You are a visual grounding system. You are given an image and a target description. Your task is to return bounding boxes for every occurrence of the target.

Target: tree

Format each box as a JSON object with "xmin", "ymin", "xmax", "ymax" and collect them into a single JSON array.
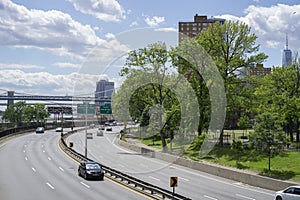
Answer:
[
  {"xmin": 194, "ymin": 20, "xmax": 268, "ymax": 145},
  {"xmin": 2, "ymin": 101, "xmax": 26, "ymax": 125},
  {"xmin": 237, "ymin": 115, "xmax": 250, "ymax": 139},
  {"xmin": 23, "ymin": 103, "xmax": 49, "ymax": 125},
  {"xmin": 254, "ymin": 66, "xmax": 300, "ymax": 143},
  {"xmin": 2, "ymin": 102, "xmax": 49, "ymax": 126},
  {"xmin": 117, "ymin": 42, "xmax": 181, "ymax": 152}
]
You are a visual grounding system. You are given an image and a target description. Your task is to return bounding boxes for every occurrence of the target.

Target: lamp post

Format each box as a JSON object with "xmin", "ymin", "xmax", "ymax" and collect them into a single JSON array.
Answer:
[{"xmin": 84, "ymin": 101, "xmax": 88, "ymax": 157}]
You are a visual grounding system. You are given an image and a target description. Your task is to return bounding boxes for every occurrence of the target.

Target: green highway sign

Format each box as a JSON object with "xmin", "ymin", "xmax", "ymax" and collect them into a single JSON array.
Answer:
[
  {"xmin": 100, "ymin": 104, "xmax": 112, "ymax": 114},
  {"xmin": 77, "ymin": 104, "xmax": 95, "ymax": 114}
]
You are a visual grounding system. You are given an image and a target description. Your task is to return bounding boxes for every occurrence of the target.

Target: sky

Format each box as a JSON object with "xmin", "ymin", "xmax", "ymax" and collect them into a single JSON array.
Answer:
[{"xmin": 0, "ymin": 0, "xmax": 300, "ymax": 102}]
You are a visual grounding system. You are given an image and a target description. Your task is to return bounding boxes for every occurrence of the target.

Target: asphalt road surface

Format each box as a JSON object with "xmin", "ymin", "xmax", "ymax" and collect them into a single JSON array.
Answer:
[
  {"xmin": 0, "ymin": 129, "xmax": 149, "ymax": 200},
  {"xmin": 68, "ymin": 126, "xmax": 277, "ymax": 200}
]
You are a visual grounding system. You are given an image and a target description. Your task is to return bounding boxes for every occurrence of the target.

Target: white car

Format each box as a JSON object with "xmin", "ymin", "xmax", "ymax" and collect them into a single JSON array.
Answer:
[
  {"xmin": 274, "ymin": 186, "xmax": 300, "ymax": 200},
  {"xmin": 55, "ymin": 127, "xmax": 63, "ymax": 132}
]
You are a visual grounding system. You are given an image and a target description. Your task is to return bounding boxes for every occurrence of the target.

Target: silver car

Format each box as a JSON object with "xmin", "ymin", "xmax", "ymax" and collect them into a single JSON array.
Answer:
[{"xmin": 274, "ymin": 186, "xmax": 300, "ymax": 200}]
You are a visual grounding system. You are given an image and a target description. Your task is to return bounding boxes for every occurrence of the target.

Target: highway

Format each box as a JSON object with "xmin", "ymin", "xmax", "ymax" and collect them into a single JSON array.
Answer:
[
  {"xmin": 68, "ymin": 126, "xmax": 276, "ymax": 200},
  {"xmin": 0, "ymin": 130, "xmax": 149, "ymax": 200}
]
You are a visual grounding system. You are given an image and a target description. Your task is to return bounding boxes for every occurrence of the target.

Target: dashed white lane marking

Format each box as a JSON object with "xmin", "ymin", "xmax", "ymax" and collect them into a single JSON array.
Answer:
[
  {"xmin": 80, "ymin": 182, "xmax": 90, "ymax": 188},
  {"xmin": 236, "ymin": 194, "xmax": 256, "ymax": 200},
  {"xmin": 48, "ymin": 157, "xmax": 52, "ymax": 161},
  {"xmin": 46, "ymin": 182, "xmax": 55, "ymax": 190},
  {"xmin": 204, "ymin": 195, "xmax": 218, "ymax": 200},
  {"xmin": 179, "ymin": 177, "xmax": 189, "ymax": 182},
  {"xmin": 25, "ymin": 157, "xmax": 28, "ymax": 161},
  {"xmin": 42, "ymin": 150, "xmax": 45, "ymax": 153},
  {"xmin": 59, "ymin": 167, "xmax": 64, "ymax": 172},
  {"xmin": 32, "ymin": 167, "xmax": 36, "ymax": 172},
  {"xmin": 149, "ymin": 176, "xmax": 160, "ymax": 181},
  {"xmin": 23, "ymin": 150, "xmax": 26, "ymax": 153}
]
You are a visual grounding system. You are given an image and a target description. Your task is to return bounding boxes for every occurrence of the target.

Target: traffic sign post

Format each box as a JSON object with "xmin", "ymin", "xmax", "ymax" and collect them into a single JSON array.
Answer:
[
  {"xmin": 100, "ymin": 104, "xmax": 112, "ymax": 114},
  {"xmin": 77, "ymin": 104, "xmax": 95, "ymax": 114},
  {"xmin": 170, "ymin": 176, "xmax": 178, "ymax": 197}
]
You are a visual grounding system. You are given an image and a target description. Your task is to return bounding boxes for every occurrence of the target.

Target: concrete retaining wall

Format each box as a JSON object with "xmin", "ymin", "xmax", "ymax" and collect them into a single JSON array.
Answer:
[{"xmin": 117, "ymin": 139, "xmax": 298, "ymax": 191}]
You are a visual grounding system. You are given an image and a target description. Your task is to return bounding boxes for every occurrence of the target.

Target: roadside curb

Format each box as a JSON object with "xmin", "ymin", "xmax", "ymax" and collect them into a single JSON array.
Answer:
[{"xmin": 116, "ymin": 136, "xmax": 299, "ymax": 191}]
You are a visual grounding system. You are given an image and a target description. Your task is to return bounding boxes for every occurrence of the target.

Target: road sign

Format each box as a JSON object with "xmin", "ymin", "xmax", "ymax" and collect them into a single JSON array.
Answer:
[
  {"xmin": 170, "ymin": 176, "xmax": 178, "ymax": 187},
  {"xmin": 77, "ymin": 104, "xmax": 95, "ymax": 114},
  {"xmin": 100, "ymin": 104, "xmax": 112, "ymax": 114}
]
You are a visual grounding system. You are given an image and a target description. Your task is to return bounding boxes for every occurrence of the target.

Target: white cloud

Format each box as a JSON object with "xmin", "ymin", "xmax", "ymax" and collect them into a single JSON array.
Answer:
[
  {"xmin": 53, "ymin": 62, "xmax": 81, "ymax": 69},
  {"xmin": 0, "ymin": 0, "xmax": 104, "ymax": 60},
  {"xmin": 0, "ymin": 63, "xmax": 45, "ymax": 70},
  {"xmin": 0, "ymin": 69, "xmax": 114, "ymax": 96},
  {"xmin": 130, "ymin": 21, "xmax": 139, "ymax": 27},
  {"xmin": 66, "ymin": 0, "xmax": 126, "ymax": 22},
  {"xmin": 155, "ymin": 27, "xmax": 177, "ymax": 32},
  {"xmin": 144, "ymin": 16, "xmax": 165, "ymax": 27},
  {"xmin": 217, "ymin": 4, "xmax": 300, "ymax": 50}
]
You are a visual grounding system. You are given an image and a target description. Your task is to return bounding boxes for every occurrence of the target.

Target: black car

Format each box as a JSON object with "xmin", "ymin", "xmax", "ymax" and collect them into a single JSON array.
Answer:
[{"xmin": 78, "ymin": 161, "xmax": 104, "ymax": 180}]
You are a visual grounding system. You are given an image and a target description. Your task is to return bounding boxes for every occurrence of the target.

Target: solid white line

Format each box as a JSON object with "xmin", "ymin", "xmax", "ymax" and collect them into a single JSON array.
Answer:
[
  {"xmin": 48, "ymin": 157, "xmax": 52, "ymax": 161},
  {"xmin": 204, "ymin": 195, "xmax": 218, "ymax": 200},
  {"xmin": 236, "ymin": 194, "xmax": 256, "ymax": 200},
  {"xmin": 25, "ymin": 157, "xmax": 28, "ymax": 161},
  {"xmin": 59, "ymin": 167, "xmax": 64, "ymax": 172},
  {"xmin": 32, "ymin": 167, "xmax": 36, "ymax": 172},
  {"xmin": 46, "ymin": 182, "xmax": 55, "ymax": 190},
  {"xmin": 149, "ymin": 176, "xmax": 160, "ymax": 181},
  {"xmin": 80, "ymin": 182, "xmax": 90, "ymax": 188}
]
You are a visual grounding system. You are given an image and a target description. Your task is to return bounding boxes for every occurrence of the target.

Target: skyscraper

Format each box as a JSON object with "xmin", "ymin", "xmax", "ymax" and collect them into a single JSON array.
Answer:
[
  {"xmin": 95, "ymin": 79, "xmax": 114, "ymax": 106},
  {"xmin": 282, "ymin": 33, "xmax": 292, "ymax": 67}
]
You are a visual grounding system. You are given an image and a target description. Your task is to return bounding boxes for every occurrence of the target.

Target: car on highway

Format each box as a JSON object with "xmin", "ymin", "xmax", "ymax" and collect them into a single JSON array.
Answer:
[
  {"xmin": 274, "ymin": 185, "xmax": 300, "ymax": 200},
  {"xmin": 106, "ymin": 127, "xmax": 112, "ymax": 131},
  {"xmin": 97, "ymin": 130, "xmax": 103, "ymax": 136},
  {"xmin": 86, "ymin": 132, "xmax": 93, "ymax": 139},
  {"xmin": 55, "ymin": 127, "xmax": 63, "ymax": 132},
  {"xmin": 98, "ymin": 126, "xmax": 105, "ymax": 130},
  {"xmin": 78, "ymin": 161, "xmax": 104, "ymax": 180},
  {"xmin": 35, "ymin": 127, "xmax": 45, "ymax": 133}
]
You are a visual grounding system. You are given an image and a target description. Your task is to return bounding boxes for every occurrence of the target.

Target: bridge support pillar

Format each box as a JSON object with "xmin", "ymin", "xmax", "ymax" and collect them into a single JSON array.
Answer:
[{"xmin": 7, "ymin": 91, "xmax": 14, "ymax": 108}]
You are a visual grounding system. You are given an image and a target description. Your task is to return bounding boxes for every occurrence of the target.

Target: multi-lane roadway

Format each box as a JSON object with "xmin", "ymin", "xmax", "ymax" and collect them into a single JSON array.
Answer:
[
  {"xmin": 68, "ymin": 126, "xmax": 276, "ymax": 200},
  {"xmin": 0, "ymin": 129, "xmax": 149, "ymax": 200}
]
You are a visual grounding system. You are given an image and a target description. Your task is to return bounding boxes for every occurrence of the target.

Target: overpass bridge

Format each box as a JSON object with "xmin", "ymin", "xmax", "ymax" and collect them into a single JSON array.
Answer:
[{"xmin": 0, "ymin": 91, "xmax": 111, "ymax": 107}]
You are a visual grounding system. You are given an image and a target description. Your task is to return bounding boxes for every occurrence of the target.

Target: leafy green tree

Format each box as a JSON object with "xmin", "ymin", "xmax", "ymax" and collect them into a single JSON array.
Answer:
[
  {"xmin": 2, "ymin": 101, "xmax": 26, "ymax": 125},
  {"xmin": 3, "ymin": 102, "xmax": 49, "ymax": 126},
  {"xmin": 117, "ymin": 42, "xmax": 182, "ymax": 152},
  {"xmin": 249, "ymin": 112, "xmax": 287, "ymax": 153},
  {"xmin": 24, "ymin": 103, "xmax": 49, "ymax": 124},
  {"xmin": 188, "ymin": 20, "xmax": 268, "ymax": 144},
  {"xmin": 237, "ymin": 115, "xmax": 250, "ymax": 139},
  {"xmin": 255, "ymin": 66, "xmax": 300, "ymax": 142}
]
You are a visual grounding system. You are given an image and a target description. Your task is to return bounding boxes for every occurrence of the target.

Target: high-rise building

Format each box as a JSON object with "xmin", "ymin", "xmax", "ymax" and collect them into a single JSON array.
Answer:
[
  {"xmin": 95, "ymin": 79, "xmax": 114, "ymax": 106},
  {"xmin": 282, "ymin": 34, "xmax": 292, "ymax": 67},
  {"xmin": 178, "ymin": 14, "xmax": 225, "ymax": 43},
  {"xmin": 248, "ymin": 63, "xmax": 271, "ymax": 77}
]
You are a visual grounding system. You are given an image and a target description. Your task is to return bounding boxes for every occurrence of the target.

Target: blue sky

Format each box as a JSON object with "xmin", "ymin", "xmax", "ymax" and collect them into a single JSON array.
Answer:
[{"xmin": 0, "ymin": 0, "xmax": 300, "ymax": 99}]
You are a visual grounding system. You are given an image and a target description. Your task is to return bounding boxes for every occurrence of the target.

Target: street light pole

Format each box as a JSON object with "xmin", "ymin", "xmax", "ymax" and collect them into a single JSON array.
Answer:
[{"xmin": 85, "ymin": 102, "xmax": 88, "ymax": 157}]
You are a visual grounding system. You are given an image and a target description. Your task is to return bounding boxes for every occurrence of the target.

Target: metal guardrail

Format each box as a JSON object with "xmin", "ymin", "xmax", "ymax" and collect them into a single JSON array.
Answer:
[{"xmin": 59, "ymin": 131, "xmax": 192, "ymax": 200}]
